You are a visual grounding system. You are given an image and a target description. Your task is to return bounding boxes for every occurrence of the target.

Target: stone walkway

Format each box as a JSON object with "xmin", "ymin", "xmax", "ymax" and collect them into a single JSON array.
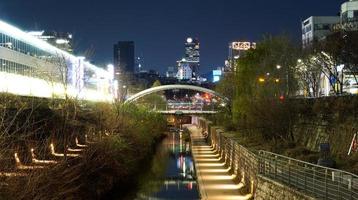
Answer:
[{"xmin": 187, "ymin": 125, "xmax": 253, "ymax": 200}]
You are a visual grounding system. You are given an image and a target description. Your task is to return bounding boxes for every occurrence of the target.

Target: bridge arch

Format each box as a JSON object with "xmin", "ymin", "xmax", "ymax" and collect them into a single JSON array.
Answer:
[{"xmin": 124, "ymin": 84, "xmax": 228, "ymax": 103}]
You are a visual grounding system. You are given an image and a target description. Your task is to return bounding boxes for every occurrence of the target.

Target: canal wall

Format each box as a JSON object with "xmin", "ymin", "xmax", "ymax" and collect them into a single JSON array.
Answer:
[
  {"xmin": 194, "ymin": 117, "xmax": 316, "ymax": 200},
  {"xmin": 290, "ymin": 96, "xmax": 358, "ymax": 155},
  {"xmin": 255, "ymin": 175, "xmax": 314, "ymax": 200}
]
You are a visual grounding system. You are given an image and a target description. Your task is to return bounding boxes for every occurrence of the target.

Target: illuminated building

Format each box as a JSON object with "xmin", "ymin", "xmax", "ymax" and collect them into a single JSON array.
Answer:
[
  {"xmin": 300, "ymin": 0, "xmax": 358, "ymax": 96},
  {"xmin": 177, "ymin": 58, "xmax": 193, "ymax": 80},
  {"xmin": 203, "ymin": 68, "xmax": 223, "ymax": 83},
  {"xmin": 176, "ymin": 37, "xmax": 200, "ymax": 80},
  {"xmin": 341, "ymin": 0, "xmax": 358, "ymax": 31},
  {"xmin": 184, "ymin": 37, "xmax": 200, "ymax": 78},
  {"xmin": 302, "ymin": 1, "xmax": 358, "ymax": 48},
  {"xmin": 226, "ymin": 41, "xmax": 256, "ymax": 72},
  {"xmin": 28, "ymin": 31, "xmax": 74, "ymax": 53},
  {"xmin": 301, "ymin": 16, "xmax": 340, "ymax": 48},
  {"xmin": 0, "ymin": 19, "xmax": 115, "ymax": 102}
]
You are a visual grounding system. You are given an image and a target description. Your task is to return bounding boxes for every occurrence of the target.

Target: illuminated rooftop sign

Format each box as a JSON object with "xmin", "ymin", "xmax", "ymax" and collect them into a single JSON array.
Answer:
[{"xmin": 231, "ymin": 42, "xmax": 256, "ymax": 50}]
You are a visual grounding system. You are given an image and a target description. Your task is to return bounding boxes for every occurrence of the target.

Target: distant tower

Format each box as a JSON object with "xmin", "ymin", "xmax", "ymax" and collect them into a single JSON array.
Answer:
[
  {"xmin": 184, "ymin": 37, "xmax": 200, "ymax": 79},
  {"xmin": 176, "ymin": 37, "xmax": 200, "ymax": 80},
  {"xmin": 113, "ymin": 41, "xmax": 135, "ymax": 74}
]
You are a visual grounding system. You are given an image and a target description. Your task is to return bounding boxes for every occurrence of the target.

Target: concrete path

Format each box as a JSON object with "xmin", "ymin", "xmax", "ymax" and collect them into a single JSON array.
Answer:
[{"xmin": 187, "ymin": 125, "xmax": 252, "ymax": 200}]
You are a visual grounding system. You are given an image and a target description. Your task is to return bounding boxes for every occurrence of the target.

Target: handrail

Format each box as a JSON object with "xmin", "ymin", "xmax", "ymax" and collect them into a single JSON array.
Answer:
[{"xmin": 259, "ymin": 150, "xmax": 358, "ymax": 178}]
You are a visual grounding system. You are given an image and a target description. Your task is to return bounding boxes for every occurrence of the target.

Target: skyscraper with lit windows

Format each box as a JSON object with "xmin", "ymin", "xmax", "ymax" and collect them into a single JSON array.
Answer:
[{"xmin": 177, "ymin": 37, "xmax": 200, "ymax": 80}]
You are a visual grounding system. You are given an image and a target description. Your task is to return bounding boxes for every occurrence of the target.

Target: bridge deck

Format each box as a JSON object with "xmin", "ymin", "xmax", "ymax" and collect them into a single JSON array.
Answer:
[
  {"xmin": 187, "ymin": 125, "xmax": 252, "ymax": 200},
  {"xmin": 157, "ymin": 110, "xmax": 217, "ymax": 114}
]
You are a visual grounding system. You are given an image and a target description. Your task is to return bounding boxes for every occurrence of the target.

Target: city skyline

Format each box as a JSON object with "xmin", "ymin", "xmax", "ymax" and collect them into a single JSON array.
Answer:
[{"xmin": 0, "ymin": 0, "xmax": 345, "ymax": 74}]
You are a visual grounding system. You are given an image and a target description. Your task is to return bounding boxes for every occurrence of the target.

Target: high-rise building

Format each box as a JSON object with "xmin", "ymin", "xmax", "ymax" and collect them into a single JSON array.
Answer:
[
  {"xmin": 28, "ymin": 30, "xmax": 74, "ymax": 53},
  {"xmin": 226, "ymin": 41, "xmax": 256, "ymax": 72},
  {"xmin": 177, "ymin": 58, "xmax": 193, "ymax": 80},
  {"xmin": 113, "ymin": 41, "xmax": 135, "ymax": 74},
  {"xmin": 301, "ymin": 16, "xmax": 340, "ymax": 48},
  {"xmin": 176, "ymin": 37, "xmax": 200, "ymax": 80},
  {"xmin": 184, "ymin": 37, "xmax": 200, "ymax": 78}
]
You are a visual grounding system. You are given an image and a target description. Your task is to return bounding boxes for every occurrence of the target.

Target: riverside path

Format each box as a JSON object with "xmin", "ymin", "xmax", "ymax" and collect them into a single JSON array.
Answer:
[{"xmin": 186, "ymin": 125, "xmax": 252, "ymax": 200}]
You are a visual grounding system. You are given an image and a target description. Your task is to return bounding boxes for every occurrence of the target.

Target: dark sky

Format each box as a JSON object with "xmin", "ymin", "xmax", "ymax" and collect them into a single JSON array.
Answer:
[{"xmin": 0, "ymin": 0, "xmax": 345, "ymax": 74}]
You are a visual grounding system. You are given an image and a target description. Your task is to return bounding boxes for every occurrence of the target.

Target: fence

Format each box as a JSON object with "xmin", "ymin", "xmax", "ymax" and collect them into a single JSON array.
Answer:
[
  {"xmin": 195, "ymin": 117, "xmax": 358, "ymax": 200},
  {"xmin": 259, "ymin": 151, "xmax": 358, "ymax": 200},
  {"xmin": 207, "ymin": 126, "xmax": 258, "ymax": 194}
]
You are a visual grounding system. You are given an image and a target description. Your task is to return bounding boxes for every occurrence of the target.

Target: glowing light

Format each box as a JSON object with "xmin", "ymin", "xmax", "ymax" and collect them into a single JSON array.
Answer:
[
  {"xmin": 0, "ymin": 72, "xmax": 113, "ymax": 102},
  {"xmin": 208, "ymin": 194, "xmax": 252, "ymax": 200},
  {"xmin": 0, "ymin": 172, "xmax": 27, "ymax": 177},
  {"xmin": 187, "ymin": 37, "xmax": 193, "ymax": 43},
  {"xmin": 0, "ymin": 20, "xmax": 114, "ymax": 101},
  {"xmin": 67, "ymin": 148, "xmax": 83, "ymax": 152},
  {"xmin": 55, "ymin": 39, "xmax": 69, "ymax": 44},
  {"xmin": 205, "ymin": 183, "xmax": 244, "ymax": 190},
  {"xmin": 14, "ymin": 152, "xmax": 44, "ymax": 169},
  {"xmin": 276, "ymin": 65, "xmax": 282, "ymax": 69},
  {"xmin": 75, "ymin": 137, "xmax": 87, "ymax": 148},
  {"xmin": 195, "ymin": 158, "xmax": 221, "ymax": 162},
  {"xmin": 196, "ymin": 162, "xmax": 226, "ymax": 167},
  {"xmin": 202, "ymin": 174, "xmax": 237, "ymax": 180},
  {"xmin": 275, "ymin": 79, "xmax": 280, "ymax": 83},
  {"xmin": 258, "ymin": 77, "xmax": 265, "ymax": 83},
  {"xmin": 50, "ymin": 143, "xmax": 80, "ymax": 157},
  {"xmin": 31, "ymin": 148, "xmax": 57, "ymax": 164},
  {"xmin": 198, "ymin": 168, "xmax": 231, "ymax": 173},
  {"xmin": 85, "ymin": 134, "xmax": 95, "ymax": 144}
]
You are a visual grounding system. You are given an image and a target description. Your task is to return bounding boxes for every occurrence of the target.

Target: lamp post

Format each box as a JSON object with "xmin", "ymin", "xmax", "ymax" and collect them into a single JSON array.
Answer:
[{"xmin": 277, "ymin": 64, "xmax": 289, "ymax": 96}]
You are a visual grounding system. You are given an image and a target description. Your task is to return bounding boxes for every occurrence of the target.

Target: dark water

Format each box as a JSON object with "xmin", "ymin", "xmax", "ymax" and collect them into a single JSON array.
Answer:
[{"xmin": 135, "ymin": 131, "xmax": 200, "ymax": 200}]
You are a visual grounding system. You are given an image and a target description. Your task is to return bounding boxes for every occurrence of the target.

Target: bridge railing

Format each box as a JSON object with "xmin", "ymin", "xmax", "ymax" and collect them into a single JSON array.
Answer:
[
  {"xmin": 152, "ymin": 103, "xmax": 217, "ymax": 112},
  {"xmin": 258, "ymin": 150, "xmax": 358, "ymax": 200}
]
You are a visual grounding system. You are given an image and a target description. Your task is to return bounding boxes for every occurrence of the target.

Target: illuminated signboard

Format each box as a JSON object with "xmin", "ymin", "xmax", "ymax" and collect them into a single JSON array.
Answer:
[
  {"xmin": 231, "ymin": 42, "xmax": 256, "ymax": 50},
  {"xmin": 212, "ymin": 70, "xmax": 222, "ymax": 76}
]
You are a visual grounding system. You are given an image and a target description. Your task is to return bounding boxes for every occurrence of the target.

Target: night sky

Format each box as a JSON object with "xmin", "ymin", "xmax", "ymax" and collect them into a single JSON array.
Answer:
[{"xmin": 0, "ymin": 0, "xmax": 345, "ymax": 74}]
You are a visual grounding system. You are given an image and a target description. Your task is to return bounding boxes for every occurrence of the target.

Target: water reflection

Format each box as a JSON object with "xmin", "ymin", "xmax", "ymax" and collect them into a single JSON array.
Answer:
[{"xmin": 135, "ymin": 131, "xmax": 199, "ymax": 200}]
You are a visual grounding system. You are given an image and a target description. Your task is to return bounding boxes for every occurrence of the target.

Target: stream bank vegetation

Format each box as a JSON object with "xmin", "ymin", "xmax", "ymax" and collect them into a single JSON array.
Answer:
[{"xmin": 0, "ymin": 94, "xmax": 167, "ymax": 199}]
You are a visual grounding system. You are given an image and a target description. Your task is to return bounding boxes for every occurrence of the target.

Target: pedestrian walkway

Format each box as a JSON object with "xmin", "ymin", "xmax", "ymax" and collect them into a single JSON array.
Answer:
[{"xmin": 187, "ymin": 125, "xmax": 252, "ymax": 200}]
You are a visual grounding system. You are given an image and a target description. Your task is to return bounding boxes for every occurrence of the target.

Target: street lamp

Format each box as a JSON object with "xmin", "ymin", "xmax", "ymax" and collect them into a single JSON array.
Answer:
[
  {"xmin": 258, "ymin": 77, "xmax": 265, "ymax": 83},
  {"xmin": 276, "ymin": 64, "xmax": 289, "ymax": 96}
]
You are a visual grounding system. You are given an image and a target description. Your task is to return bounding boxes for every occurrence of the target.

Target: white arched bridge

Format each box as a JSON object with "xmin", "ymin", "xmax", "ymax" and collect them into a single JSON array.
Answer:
[{"xmin": 125, "ymin": 84, "xmax": 228, "ymax": 114}]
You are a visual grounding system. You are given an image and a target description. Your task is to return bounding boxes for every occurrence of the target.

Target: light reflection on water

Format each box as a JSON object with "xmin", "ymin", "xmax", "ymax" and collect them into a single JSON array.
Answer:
[{"xmin": 135, "ymin": 131, "xmax": 199, "ymax": 200}]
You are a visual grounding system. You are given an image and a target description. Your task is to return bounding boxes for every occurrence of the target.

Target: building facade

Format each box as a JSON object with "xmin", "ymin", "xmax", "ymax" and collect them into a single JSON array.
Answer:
[
  {"xmin": 299, "ymin": 0, "xmax": 358, "ymax": 96},
  {"xmin": 184, "ymin": 37, "xmax": 200, "ymax": 78},
  {"xmin": 301, "ymin": 16, "xmax": 340, "ymax": 48},
  {"xmin": 0, "ymin": 19, "xmax": 115, "ymax": 102},
  {"xmin": 177, "ymin": 59, "xmax": 193, "ymax": 80}
]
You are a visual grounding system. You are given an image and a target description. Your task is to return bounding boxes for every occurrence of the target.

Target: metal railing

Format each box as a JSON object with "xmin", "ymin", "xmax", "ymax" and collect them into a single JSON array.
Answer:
[
  {"xmin": 210, "ymin": 129, "xmax": 258, "ymax": 193},
  {"xmin": 259, "ymin": 150, "xmax": 358, "ymax": 200},
  {"xmin": 196, "ymin": 117, "xmax": 358, "ymax": 199}
]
